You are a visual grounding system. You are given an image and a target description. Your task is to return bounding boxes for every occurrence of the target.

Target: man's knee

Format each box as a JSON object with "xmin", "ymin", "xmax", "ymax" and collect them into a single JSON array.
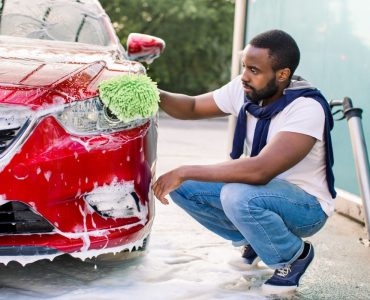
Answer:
[
  {"xmin": 221, "ymin": 183, "xmax": 248, "ymax": 213},
  {"xmin": 220, "ymin": 183, "xmax": 264, "ymax": 216}
]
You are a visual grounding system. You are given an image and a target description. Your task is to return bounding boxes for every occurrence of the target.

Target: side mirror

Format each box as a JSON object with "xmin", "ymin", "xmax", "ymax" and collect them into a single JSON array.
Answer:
[{"xmin": 127, "ymin": 33, "xmax": 165, "ymax": 64}]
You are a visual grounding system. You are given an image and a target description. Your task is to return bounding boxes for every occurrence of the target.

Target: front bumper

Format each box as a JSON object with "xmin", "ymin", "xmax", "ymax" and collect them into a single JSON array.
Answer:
[{"xmin": 0, "ymin": 113, "xmax": 157, "ymax": 262}]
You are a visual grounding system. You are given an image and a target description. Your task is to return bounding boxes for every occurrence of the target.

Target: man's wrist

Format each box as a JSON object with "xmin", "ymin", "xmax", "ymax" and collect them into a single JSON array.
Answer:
[{"xmin": 177, "ymin": 165, "xmax": 190, "ymax": 181}]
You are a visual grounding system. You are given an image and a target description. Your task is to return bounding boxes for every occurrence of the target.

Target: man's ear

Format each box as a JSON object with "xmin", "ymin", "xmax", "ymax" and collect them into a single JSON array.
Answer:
[{"xmin": 276, "ymin": 68, "xmax": 291, "ymax": 82}]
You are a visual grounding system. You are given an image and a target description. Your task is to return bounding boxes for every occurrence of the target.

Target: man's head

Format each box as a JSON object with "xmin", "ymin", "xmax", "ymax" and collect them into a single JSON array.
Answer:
[
  {"xmin": 241, "ymin": 30, "xmax": 300, "ymax": 104},
  {"xmin": 250, "ymin": 29, "xmax": 300, "ymax": 77}
]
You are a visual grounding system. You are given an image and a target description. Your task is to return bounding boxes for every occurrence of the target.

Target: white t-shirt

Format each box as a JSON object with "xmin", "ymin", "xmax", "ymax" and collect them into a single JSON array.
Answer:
[{"xmin": 213, "ymin": 75, "xmax": 334, "ymax": 216}]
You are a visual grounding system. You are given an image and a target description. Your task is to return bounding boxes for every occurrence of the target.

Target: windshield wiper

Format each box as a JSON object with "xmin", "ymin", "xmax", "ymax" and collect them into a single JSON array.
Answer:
[{"xmin": 75, "ymin": 14, "xmax": 87, "ymax": 42}]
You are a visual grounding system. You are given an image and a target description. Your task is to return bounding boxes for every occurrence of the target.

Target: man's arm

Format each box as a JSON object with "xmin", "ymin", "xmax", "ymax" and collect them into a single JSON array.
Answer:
[
  {"xmin": 159, "ymin": 90, "xmax": 228, "ymax": 120},
  {"xmin": 152, "ymin": 131, "xmax": 316, "ymax": 204}
]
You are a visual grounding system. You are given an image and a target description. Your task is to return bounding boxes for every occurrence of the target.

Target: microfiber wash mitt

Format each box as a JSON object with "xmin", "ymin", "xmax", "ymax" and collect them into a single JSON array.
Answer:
[{"xmin": 98, "ymin": 74, "xmax": 160, "ymax": 122}]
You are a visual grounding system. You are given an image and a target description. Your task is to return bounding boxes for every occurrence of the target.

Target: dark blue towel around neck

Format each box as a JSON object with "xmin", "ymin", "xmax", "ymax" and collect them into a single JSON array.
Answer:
[{"xmin": 230, "ymin": 86, "xmax": 336, "ymax": 198}]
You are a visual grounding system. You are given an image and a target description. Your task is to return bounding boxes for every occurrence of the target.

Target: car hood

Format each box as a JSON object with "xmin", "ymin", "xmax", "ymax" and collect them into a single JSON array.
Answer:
[
  {"xmin": 0, "ymin": 39, "xmax": 145, "ymax": 109},
  {"xmin": 0, "ymin": 57, "xmax": 105, "ymax": 109}
]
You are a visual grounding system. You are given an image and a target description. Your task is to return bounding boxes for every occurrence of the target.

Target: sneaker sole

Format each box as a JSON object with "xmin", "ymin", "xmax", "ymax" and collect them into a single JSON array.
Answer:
[
  {"xmin": 229, "ymin": 256, "xmax": 264, "ymax": 271},
  {"xmin": 261, "ymin": 282, "xmax": 297, "ymax": 295}
]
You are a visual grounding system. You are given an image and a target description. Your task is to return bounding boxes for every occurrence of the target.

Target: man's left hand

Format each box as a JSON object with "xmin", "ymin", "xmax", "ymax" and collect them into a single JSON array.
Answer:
[{"xmin": 152, "ymin": 168, "xmax": 184, "ymax": 205}]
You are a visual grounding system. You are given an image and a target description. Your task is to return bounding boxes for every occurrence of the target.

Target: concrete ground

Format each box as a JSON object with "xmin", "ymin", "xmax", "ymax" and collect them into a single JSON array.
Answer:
[{"xmin": 157, "ymin": 115, "xmax": 370, "ymax": 299}]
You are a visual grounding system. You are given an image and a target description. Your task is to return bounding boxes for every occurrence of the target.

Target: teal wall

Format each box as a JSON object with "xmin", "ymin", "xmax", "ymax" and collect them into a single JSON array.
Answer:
[{"xmin": 245, "ymin": 0, "xmax": 370, "ymax": 196}]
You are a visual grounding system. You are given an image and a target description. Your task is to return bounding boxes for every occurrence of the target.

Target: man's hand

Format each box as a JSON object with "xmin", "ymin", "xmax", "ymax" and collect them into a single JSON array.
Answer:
[{"xmin": 152, "ymin": 168, "xmax": 184, "ymax": 205}]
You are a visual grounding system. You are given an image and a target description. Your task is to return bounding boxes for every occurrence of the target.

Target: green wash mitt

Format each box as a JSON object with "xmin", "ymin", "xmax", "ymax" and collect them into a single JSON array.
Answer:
[{"xmin": 98, "ymin": 74, "xmax": 160, "ymax": 122}]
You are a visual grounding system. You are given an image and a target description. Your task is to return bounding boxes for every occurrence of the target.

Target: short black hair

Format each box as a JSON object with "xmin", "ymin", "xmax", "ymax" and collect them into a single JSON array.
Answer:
[{"xmin": 249, "ymin": 29, "xmax": 300, "ymax": 77}]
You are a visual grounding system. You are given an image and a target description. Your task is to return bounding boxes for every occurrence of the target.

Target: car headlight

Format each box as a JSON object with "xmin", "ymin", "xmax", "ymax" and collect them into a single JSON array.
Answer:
[{"xmin": 54, "ymin": 97, "xmax": 148, "ymax": 135}]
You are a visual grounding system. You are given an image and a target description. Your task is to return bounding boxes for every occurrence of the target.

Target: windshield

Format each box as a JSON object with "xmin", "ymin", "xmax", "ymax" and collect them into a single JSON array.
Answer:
[{"xmin": 0, "ymin": 0, "xmax": 112, "ymax": 46}]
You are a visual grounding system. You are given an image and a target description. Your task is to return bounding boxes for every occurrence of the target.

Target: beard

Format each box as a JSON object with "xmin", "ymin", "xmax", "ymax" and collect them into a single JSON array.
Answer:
[{"xmin": 245, "ymin": 76, "xmax": 279, "ymax": 103}]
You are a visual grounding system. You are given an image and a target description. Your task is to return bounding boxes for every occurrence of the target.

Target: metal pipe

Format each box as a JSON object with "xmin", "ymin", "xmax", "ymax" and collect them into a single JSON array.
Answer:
[
  {"xmin": 344, "ymin": 107, "xmax": 370, "ymax": 239},
  {"xmin": 227, "ymin": 0, "xmax": 247, "ymax": 156},
  {"xmin": 331, "ymin": 97, "xmax": 370, "ymax": 240}
]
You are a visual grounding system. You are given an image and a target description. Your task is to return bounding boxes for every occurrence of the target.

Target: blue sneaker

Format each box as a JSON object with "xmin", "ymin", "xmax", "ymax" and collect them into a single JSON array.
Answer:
[
  {"xmin": 229, "ymin": 244, "xmax": 261, "ymax": 270},
  {"xmin": 262, "ymin": 241, "xmax": 314, "ymax": 294},
  {"xmin": 241, "ymin": 245, "xmax": 260, "ymax": 266}
]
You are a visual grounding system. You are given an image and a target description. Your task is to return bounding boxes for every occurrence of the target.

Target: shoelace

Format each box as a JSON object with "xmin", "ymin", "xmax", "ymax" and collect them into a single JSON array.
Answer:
[{"xmin": 276, "ymin": 265, "xmax": 292, "ymax": 277}]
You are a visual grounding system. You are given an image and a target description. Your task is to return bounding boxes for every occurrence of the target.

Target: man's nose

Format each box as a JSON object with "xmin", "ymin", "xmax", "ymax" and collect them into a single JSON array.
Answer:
[{"xmin": 241, "ymin": 69, "xmax": 250, "ymax": 82}]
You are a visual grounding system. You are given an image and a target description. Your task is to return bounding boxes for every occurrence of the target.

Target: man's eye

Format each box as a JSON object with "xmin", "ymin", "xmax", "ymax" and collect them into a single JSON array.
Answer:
[{"xmin": 250, "ymin": 68, "xmax": 257, "ymax": 74}]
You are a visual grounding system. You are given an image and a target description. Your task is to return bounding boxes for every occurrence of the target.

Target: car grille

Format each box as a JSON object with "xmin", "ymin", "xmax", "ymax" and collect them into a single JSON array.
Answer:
[
  {"xmin": 0, "ymin": 125, "xmax": 22, "ymax": 155},
  {"xmin": 0, "ymin": 201, "xmax": 54, "ymax": 234}
]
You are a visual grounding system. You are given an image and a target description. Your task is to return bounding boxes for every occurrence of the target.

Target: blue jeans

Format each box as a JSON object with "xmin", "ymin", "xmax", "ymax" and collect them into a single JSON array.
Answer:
[{"xmin": 169, "ymin": 179, "xmax": 327, "ymax": 268}]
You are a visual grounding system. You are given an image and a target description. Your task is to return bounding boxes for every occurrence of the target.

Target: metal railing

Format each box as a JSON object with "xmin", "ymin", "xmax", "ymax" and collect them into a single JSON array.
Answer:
[{"xmin": 330, "ymin": 97, "xmax": 370, "ymax": 241}]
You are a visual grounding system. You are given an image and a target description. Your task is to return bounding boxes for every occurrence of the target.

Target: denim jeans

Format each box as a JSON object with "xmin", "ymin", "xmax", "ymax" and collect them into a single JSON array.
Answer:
[{"xmin": 169, "ymin": 178, "xmax": 327, "ymax": 268}]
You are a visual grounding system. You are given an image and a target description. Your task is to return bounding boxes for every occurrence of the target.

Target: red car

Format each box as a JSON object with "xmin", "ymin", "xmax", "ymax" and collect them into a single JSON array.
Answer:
[{"xmin": 0, "ymin": 0, "xmax": 164, "ymax": 264}]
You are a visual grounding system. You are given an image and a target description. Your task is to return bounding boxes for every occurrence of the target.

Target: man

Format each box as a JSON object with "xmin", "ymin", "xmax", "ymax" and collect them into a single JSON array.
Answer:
[{"xmin": 152, "ymin": 29, "xmax": 335, "ymax": 294}]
